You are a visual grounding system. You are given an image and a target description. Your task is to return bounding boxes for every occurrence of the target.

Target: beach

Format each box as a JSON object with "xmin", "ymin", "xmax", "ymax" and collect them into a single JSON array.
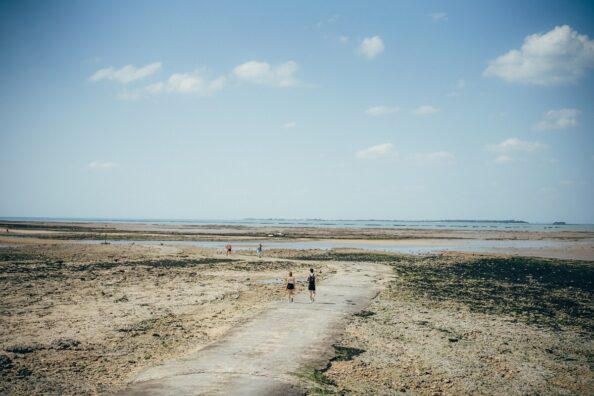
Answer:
[{"xmin": 0, "ymin": 221, "xmax": 593, "ymax": 395}]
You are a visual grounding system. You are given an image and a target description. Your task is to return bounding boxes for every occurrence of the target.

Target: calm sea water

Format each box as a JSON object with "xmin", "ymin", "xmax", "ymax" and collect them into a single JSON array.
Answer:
[{"xmin": 1, "ymin": 217, "xmax": 594, "ymax": 232}]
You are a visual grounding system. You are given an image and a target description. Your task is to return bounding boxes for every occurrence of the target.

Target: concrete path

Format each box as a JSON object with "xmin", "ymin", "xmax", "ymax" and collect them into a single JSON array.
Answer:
[{"xmin": 116, "ymin": 262, "xmax": 391, "ymax": 395}]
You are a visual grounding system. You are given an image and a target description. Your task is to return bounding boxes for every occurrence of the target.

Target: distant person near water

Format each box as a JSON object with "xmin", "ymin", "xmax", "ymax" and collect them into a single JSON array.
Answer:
[
  {"xmin": 307, "ymin": 268, "xmax": 316, "ymax": 302},
  {"xmin": 256, "ymin": 243, "xmax": 263, "ymax": 258},
  {"xmin": 286, "ymin": 271, "xmax": 295, "ymax": 303},
  {"xmin": 225, "ymin": 243, "xmax": 232, "ymax": 256}
]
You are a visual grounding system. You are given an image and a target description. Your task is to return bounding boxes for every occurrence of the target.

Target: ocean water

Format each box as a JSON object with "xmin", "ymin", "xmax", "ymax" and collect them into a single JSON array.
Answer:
[{"xmin": 1, "ymin": 217, "xmax": 594, "ymax": 232}]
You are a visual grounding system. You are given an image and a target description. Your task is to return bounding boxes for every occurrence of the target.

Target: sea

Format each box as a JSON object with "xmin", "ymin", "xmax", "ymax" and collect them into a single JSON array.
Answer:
[{"xmin": 2, "ymin": 217, "xmax": 594, "ymax": 232}]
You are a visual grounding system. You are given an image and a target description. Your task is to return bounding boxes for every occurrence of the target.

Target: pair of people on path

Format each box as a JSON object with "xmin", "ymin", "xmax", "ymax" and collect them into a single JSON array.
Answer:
[{"xmin": 286, "ymin": 268, "xmax": 316, "ymax": 303}]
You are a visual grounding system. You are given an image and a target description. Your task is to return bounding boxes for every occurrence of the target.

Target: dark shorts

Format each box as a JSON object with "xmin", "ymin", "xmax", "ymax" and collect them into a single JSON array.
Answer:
[
  {"xmin": 308, "ymin": 284, "xmax": 316, "ymax": 291},
  {"xmin": 287, "ymin": 283, "xmax": 294, "ymax": 290}
]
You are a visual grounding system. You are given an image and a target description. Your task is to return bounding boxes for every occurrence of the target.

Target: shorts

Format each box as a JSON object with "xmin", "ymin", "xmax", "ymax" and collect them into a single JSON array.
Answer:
[
  {"xmin": 308, "ymin": 284, "xmax": 316, "ymax": 291},
  {"xmin": 287, "ymin": 283, "xmax": 295, "ymax": 290}
]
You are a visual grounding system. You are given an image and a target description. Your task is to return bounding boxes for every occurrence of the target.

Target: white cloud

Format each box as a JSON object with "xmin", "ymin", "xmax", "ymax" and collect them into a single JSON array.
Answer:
[
  {"xmin": 146, "ymin": 72, "xmax": 226, "ymax": 95},
  {"xmin": 489, "ymin": 138, "xmax": 546, "ymax": 164},
  {"xmin": 359, "ymin": 36, "xmax": 384, "ymax": 59},
  {"xmin": 283, "ymin": 121, "xmax": 297, "ymax": 129},
  {"xmin": 88, "ymin": 161, "xmax": 118, "ymax": 170},
  {"xmin": 365, "ymin": 105, "xmax": 400, "ymax": 116},
  {"xmin": 410, "ymin": 151, "xmax": 456, "ymax": 163},
  {"xmin": 355, "ymin": 143, "xmax": 394, "ymax": 159},
  {"xmin": 494, "ymin": 155, "xmax": 516, "ymax": 164},
  {"xmin": 483, "ymin": 25, "xmax": 594, "ymax": 85},
  {"xmin": 431, "ymin": 12, "xmax": 448, "ymax": 22},
  {"xmin": 233, "ymin": 60, "xmax": 299, "ymax": 87},
  {"xmin": 414, "ymin": 105, "xmax": 440, "ymax": 115},
  {"xmin": 90, "ymin": 62, "xmax": 161, "ymax": 84},
  {"xmin": 491, "ymin": 137, "xmax": 546, "ymax": 152},
  {"xmin": 533, "ymin": 108, "xmax": 581, "ymax": 131},
  {"xmin": 338, "ymin": 35, "xmax": 349, "ymax": 44}
]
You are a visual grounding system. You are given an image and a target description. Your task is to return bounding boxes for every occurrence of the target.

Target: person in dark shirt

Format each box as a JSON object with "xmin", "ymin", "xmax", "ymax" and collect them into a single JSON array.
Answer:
[{"xmin": 307, "ymin": 268, "xmax": 316, "ymax": 303}]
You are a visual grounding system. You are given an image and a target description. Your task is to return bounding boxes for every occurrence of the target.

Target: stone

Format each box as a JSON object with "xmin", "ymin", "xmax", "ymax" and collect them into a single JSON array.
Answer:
[{"xmin": 0, "ymin": 354, "xmax": 14, "ymax": 370}]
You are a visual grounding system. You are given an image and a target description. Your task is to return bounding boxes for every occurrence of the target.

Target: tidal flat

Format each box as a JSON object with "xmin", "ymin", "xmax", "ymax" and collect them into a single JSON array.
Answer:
[
  {"xmin": 298, "ymin": 252, "xmax": 594, "ymax": 395},
  {"xmin": 0, "ymin": 224, "xmax": 593, "ymax": 395}
]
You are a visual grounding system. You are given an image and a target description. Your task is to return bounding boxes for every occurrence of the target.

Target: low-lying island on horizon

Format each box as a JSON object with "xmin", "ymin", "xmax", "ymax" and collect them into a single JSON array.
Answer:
[{"xmin": 0, "ymin": 220, "xmax": 593, "ymax": 395}]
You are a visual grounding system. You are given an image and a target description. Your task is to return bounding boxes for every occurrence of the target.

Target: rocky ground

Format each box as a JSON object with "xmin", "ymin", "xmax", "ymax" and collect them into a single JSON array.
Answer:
[
  {"xmin": 0, "ymin": 241, "xmax": 327, "ymax": 395},
  {"xmin": 294, "ymin": 252, "xmax": 594, "ymax": 395},
  {"xmin": 1, "ymin": 239, "xmax": 593, "ymax": 395}
]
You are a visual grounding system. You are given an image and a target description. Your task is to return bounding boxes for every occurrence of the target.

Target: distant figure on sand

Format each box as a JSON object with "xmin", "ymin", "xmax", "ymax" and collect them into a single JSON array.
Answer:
[
  {"xmin": 307, "ymin": 268, "xmax": 316, "ymax": 302},
  {"xmin": 286, "ymin": 271, "xmax": 295, "ymax": 302},
  {"xmin": 225, "ymin": 243, "xmax": 232, "ymax": 256},
  {"xmin": 256, "ymin": 243, "xmax": 263, "ymax": 258}
]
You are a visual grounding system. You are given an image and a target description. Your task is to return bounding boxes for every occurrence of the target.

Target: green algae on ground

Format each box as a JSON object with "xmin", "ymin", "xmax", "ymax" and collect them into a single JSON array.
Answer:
[
  {"xmin": 294, "ymin": 344, "xmax": 365, "ymax": 395},
  {"xmin": 392, "ymin": 255, "xmax": 594, "ymax": 333}
]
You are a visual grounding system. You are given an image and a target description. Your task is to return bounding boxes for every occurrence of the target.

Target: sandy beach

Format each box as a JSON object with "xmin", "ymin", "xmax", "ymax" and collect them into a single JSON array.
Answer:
[{"xmin": 0, "ymin": 222, "xmax": 593, "ymax": 395}]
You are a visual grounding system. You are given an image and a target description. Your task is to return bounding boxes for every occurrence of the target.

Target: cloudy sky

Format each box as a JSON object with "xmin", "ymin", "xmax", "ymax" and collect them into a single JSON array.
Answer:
[{"xmin": 1, "ymin": 1, "xmax": 593, "ymax": 222}]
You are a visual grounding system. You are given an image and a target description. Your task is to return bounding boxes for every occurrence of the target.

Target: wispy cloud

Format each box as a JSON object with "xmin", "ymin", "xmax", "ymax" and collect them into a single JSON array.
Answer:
[
  {"xmin": 489, "ymin": 138, "xmax": 546, "ymax": 164},
  {"xmin": 410, "ymin": 151, "xmax": 455, "ymax": 164},
  {"xmin": 483, "ymin": 25, "xmax": 594, "ymax": 85},
  {"xmin": 317, "ymin": 14, "xmax": 340, "ymax": 27},
  {"xmin": 365, "ymin": 105, "xmax": 400, "ymax": 116},
  {"xmin": 90, "ymin": 62, "xmax": 161, "ymax": 84},
  {"xmin": 431, "ymin": 12, "xmax": 448, "ymax": 22},
  {"xmin": 233, "ymin": 60, "xmax": 299, "ymax": 87},
  {"xmin": 359, "ymin": 36, "xmax": 384, "ymax": 59},
  {"xmin": 355, "ymin": 143, "xmax": 395, "ymax": 159},
  {"xmin": 283, "ymin": 121, "xmax": 297, "ymax": 129},
  {"xmin": 491, "ymin": 137, "xmax": 546, "ymax": 152},
  {"xmin": 533, "ymin": 108, "xmax": 581, "ymax": 131},
  {"xmin": 88, "ymin": 161, "xmax": 118, "ymax": 170},
  {"xmin": 414, "ymin": 105, "xmax": 440, "ymax": 115},
  {"xmin": 146, "ymin": 71, "xmax": 226, "ymax": 95},
  {"xmin": 494, "ymin": 155, "xmax": 516, "ymax": 164}
]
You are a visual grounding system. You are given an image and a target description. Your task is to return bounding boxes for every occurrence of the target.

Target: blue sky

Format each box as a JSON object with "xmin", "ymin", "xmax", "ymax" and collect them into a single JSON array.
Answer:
[{"xmin": 1, "ymin": 1, "xmax": 593, "ymax": 222}]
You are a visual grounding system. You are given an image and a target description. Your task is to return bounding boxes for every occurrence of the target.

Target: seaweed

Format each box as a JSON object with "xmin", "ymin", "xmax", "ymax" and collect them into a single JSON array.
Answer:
[{"xmin": 392, "ymin": 256, "xmax": 594, "ymax": 332}]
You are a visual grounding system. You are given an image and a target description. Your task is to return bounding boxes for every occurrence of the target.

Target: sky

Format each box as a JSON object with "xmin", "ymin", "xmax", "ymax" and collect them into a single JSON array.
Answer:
[{"xmin": 0, "ymin": 0, "xmax": 593, "ymax": 223}]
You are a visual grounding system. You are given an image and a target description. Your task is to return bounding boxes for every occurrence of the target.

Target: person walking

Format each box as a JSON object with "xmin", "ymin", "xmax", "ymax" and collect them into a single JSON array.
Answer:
[
  {"xmin": 286, "ymin": 271, "xmax": 296, "ymax": 303},
  {"xmin": 225, "ymin": 243, "xmax": 232, "ymax": 256},
  {"xmin": 256, "ymin": 243, "xmax": 263, "ymax": 258},
  {"xmin": 307, "ymin": 268, "xmax": 316, "ymax": 303}
]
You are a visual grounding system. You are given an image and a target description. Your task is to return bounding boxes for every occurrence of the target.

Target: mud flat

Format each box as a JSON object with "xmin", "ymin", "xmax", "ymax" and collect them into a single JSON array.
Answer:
[
  {"xmin": 1, "ymin": 235, "xmax": 593, "ymax": 395},
  {"xmin": 290, "ymin": 252, "xmax": 594, "ymax": 395},
  {"xmin": 2, "ymin": 220, "xmax": 594, "ymax": 243},
  {"xmin": 0, "ymin": 240, "xmax": 328, "ymax": 395}
]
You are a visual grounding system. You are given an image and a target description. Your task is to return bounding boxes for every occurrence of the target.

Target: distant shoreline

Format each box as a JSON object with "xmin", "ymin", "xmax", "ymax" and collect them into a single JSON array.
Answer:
[{"xmin": 1, "ymin": 216, "xmax": 588, "ymax": 225}]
